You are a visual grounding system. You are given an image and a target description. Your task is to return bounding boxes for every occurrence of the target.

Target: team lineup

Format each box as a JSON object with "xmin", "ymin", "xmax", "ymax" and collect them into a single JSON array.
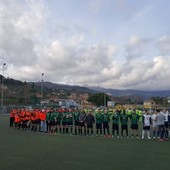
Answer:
[{"xmin": 9, "ymin": 107, "xmax": 170, "ymax": 141}]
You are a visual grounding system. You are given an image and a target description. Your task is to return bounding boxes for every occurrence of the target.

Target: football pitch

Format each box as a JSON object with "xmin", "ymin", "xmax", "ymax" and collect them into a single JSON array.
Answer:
[{"xmin": 0, "ymin": 115, "xmax": 169, "ymax": 170}]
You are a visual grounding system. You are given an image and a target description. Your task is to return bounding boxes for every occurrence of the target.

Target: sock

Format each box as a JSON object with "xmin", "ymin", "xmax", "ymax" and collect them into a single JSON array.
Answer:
[
  {"xmin": 142, "ymin": 130, "xmax": 145, "ymax": 138},
  {"xmin": 147, "ymin": 131, "xmax": 150, "ymax": 138}
]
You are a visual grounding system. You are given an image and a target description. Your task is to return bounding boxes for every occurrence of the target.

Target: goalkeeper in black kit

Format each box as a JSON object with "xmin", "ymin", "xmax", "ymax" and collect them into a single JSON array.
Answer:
[{"xmin": 85, "ymin": 110, "xmax": 95, "ymax": 136}]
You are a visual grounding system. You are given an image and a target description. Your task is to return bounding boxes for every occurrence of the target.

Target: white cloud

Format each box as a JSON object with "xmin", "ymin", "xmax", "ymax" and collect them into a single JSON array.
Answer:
[
  {"xmin": 35, "ymin": 41, "xmax": 118, "ymax": 84},
  {"xmin": 98, "ymin": 55, "xmax": 170, "ymax": 90},
  {"xmin": 1, "ymin": 0, "xmax": 170, "ymax": 91},
  {"xmin": 156, "ymin": 35, "xmax": 170, "ymax": 55},
  {"xmin": 0, "ymin": 0, "xmax": 47, "ymax": 66}
]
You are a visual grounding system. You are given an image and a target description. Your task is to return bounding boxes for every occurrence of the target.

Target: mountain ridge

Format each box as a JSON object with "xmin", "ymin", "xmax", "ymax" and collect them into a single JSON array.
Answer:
[
  {"xmin": 2, "ymin": 75, "xmax": 170, "ymax": 98},
  {"xmin": 87, "ymin": 86, "xmax": 170, "ymax": 98},
  {"xmin": 30, "ymin": 81, "xmax": 170, "ymax": 98}
]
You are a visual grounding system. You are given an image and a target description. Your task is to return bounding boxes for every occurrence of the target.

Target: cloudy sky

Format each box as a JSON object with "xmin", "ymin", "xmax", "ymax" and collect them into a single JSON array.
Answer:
[{"xmin": 0, "ymin": 0, "xmax": 170, "ymax": 91}]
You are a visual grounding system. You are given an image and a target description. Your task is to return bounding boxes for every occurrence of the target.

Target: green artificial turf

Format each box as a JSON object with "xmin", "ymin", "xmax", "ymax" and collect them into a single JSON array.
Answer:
[{"xmin": 0, "ymin": 115, "xmax": 169, "ymax": 170}]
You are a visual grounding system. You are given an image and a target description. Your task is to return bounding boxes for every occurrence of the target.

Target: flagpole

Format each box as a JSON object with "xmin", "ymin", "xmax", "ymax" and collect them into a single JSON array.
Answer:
[
  {"xmin": 41, "ymin": 73, "xmax": 44, "ymax": 109},
  {"xmin": 1, "ymin": 63, "xmax": 6, "ymax": 114}
]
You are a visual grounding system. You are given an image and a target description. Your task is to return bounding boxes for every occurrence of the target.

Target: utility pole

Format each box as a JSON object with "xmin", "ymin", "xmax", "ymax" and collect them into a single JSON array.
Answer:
[
  {"xmin": 1, "ymin": 63, "xmax": 6, "ymax": 114},
  {"xmin": 104, "ymin": 93, "xmax": 106, "ymax": 108},
  {"xmin": 41, "ymin": 73, "xmax": 44, "ymax": 108}
]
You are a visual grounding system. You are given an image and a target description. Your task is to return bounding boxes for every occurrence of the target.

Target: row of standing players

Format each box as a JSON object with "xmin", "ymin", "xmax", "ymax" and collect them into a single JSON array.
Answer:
[{"xmin": 9, "ymin": 107, "xmax": 170, "ymax": 140}]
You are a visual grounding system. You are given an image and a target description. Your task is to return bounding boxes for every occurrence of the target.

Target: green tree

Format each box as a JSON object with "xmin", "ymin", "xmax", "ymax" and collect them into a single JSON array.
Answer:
[
  {"xmin": 151, "ymin": 96, "xmax": 168, "ymax": 106},
  {"xmin": 87, "ymin": 93, "xmax": 111, "ymax": 107},
  {"xmin": 30, "ymin": 95, "xmax": 39, "ymax": 105}
]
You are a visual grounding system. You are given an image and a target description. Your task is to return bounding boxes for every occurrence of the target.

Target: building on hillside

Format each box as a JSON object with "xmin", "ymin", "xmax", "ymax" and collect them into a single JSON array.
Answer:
[
  {"xmin": 50, "ymin": 99, "xmax": 80, "ymax": 108},
  {"xmin": 143, "ymin": 100, "xmax": 156, "ymax": 109},
  {"xmin": 40, "ymin": 100, "xmax": 49, "ymax": 105},
  {"xmin": 81, "ymin": 100, "xmax": 95, "ymax": 109},
  {"xmin": 0, "ymin": 84, "xmax": 7, "ymax": 90},
  {"xmin": 123, "ymin": 104, "xmax": 136, "ymax": 109},
  {"xmin": 167, "ymin": 97, "xmax": 170, "ymax": 104}
]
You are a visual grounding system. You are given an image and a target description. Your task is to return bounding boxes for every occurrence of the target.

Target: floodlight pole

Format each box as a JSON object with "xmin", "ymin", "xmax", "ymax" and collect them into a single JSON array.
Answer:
[
  {"xmin": 104, "ymin": 93, "xmax": 106, "ymax": 108},
  {"xmin": 41, "ymin": 73, "xmax": 44, "ymax": 108},
  {"xmin": 1, "ymin": 63, "xmax": 6, "ymax": 114}
]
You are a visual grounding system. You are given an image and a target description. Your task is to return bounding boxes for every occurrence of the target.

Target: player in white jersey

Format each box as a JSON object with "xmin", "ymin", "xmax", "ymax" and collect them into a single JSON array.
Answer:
[
  {"xmin": 142, "ymin": 110, "xmax": 152, "ymax": 139},
  {"xmin": 168, "ymin": 112, "xmax": 170, "ymax": 138},
  {"xmin": 162, "ymin": 109, "xmax": 169, "ymax": 139},
  {"xmin": 152, "ymin": 110, "xmax": 159, "ymax": 139},
  {"xmin": 156, "ymin": 109, "xmax": 165, "ymax": 141}
]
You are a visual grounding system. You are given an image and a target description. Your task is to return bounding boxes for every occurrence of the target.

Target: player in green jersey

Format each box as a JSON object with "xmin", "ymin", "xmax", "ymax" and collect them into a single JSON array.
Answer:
[
  {"xmin": 127, "ymin": 108, "xmax": 132, "ymax": 116},
  {"xmin": 120, "ymin": 109, "xmax": 129, "ymax": 137},
  {"xmin": 136, "ymin": 109, "xmax": 143, "ymax": 122},
  {"xmin": 62, "ymin": 109, "xmax": 68, "ymax": 134},
  {"xmin": 66, "ymin": 109, "xmax": 74, "ymax": 135},
  {"xmin": 103, "ymin": 109, "xmax": 111, "ymax": 138},
  {"xmin": 55, "ymin": 109, "xmax": 62, "ymax": 134},
  {"xmin": 73, "ymin": 109, "xmax": 80, "ymax": 135},
  {"xmin": 129, "ymin": 109, "xmax": 140, "ymax": 138},
  {"xmin": 50, "ymin": 110, "xmax": 57, "ymax": 134},
  {"xmin": 50, "ymin": 110, "xmax": 56, "ymax": 133},
  {"xmin": 95, "ymin": 109, "xmax": 104, "ymax": 136},
  {"xmin": 112, "ymin": 109, "xmax": 120, "ymax": 138},
  {"xmin": 46, "ymin": 108, "xmax": 52, "ymax": 133}
]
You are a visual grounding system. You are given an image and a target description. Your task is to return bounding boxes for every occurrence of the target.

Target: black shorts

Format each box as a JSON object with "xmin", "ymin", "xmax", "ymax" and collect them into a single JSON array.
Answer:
[
  {"xmin": 67, "ymin": 122, "xmax": 73, "ymax": 126},
  {"xmin": 10, "ymin": 117, "xmax": 15, "ymax": 121},
  {"xmin": 38, "ymin": 119, "xmax": 41, "ymax": 124},
  {"xmin": 22, "ymin": 120, "xmax": 27, "ymax": 124},
  {"xmin": 62, "ymin": 122, "xmax": 67, "ymax": 126},
  {"xmin": 50, "ymin": 121, "xmax": 55, "ymax": 126},
  {"xmin": 75, "ymin": 121, "xmax": 79, "ymax": 126},
  {"xmin": 143, "ymin": 126, "xmax": 150, "ymax": 130},
  {"xmin": 103, "ymin": 122, "xmax": 109, "ymax": 129},
  {"xmin": 46, "ymin": 121, "xmax": 50, "ymax": 126},
  {"xmin": 112, "ymin": 124, "xmax": 119, "ymax": 130},
  {"xmin": 164, "ymin": 122, "xmax": 168, "ymax": 128},
  {"xmin": 36, "ymin": 119, "xmax": 41, "ymax": 125},
  {"xmin": 87, "ymin": 124, "xmax": 93, "ymax": 129},
  {"xmin": 31, "ymin": 120, "xmax": 36, "ymax": 124},
  {"xmin": 131, "ymin": 124, "xmax": 138, "ymax": 130},
  {"xmin": 34, "ymin": 120, "xmax": 38, "ymax": 124},
  {"xmin": 96, "ymin": 123, "xmax": 102, "ymax": 129},
  {"xmin": 54, "ymin": 121, "xmax": 58, "ymax": 125},
  {"xmin": 79, "ymin": 122, "xmax": 85, "ymax": 127},
  {"xmin": 56, "ymin": 121, "xmax": 61, "ymax": 126},
  {"xmin": 121, "ymin": 125, "xmax": 128, "ymax": 130}
]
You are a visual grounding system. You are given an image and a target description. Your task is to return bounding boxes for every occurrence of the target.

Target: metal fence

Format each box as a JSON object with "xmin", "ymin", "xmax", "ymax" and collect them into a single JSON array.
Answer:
[
  {"xmin": 1, "ymin": 105, "xmax": 170, "ymax": 115},
  {"xmin": 0, "ymin": 105, "xmax": 33, "ymax": 114},
  {"xmin": 0, "ymin": 106, "xmax": 12, "ymax": 114}
]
